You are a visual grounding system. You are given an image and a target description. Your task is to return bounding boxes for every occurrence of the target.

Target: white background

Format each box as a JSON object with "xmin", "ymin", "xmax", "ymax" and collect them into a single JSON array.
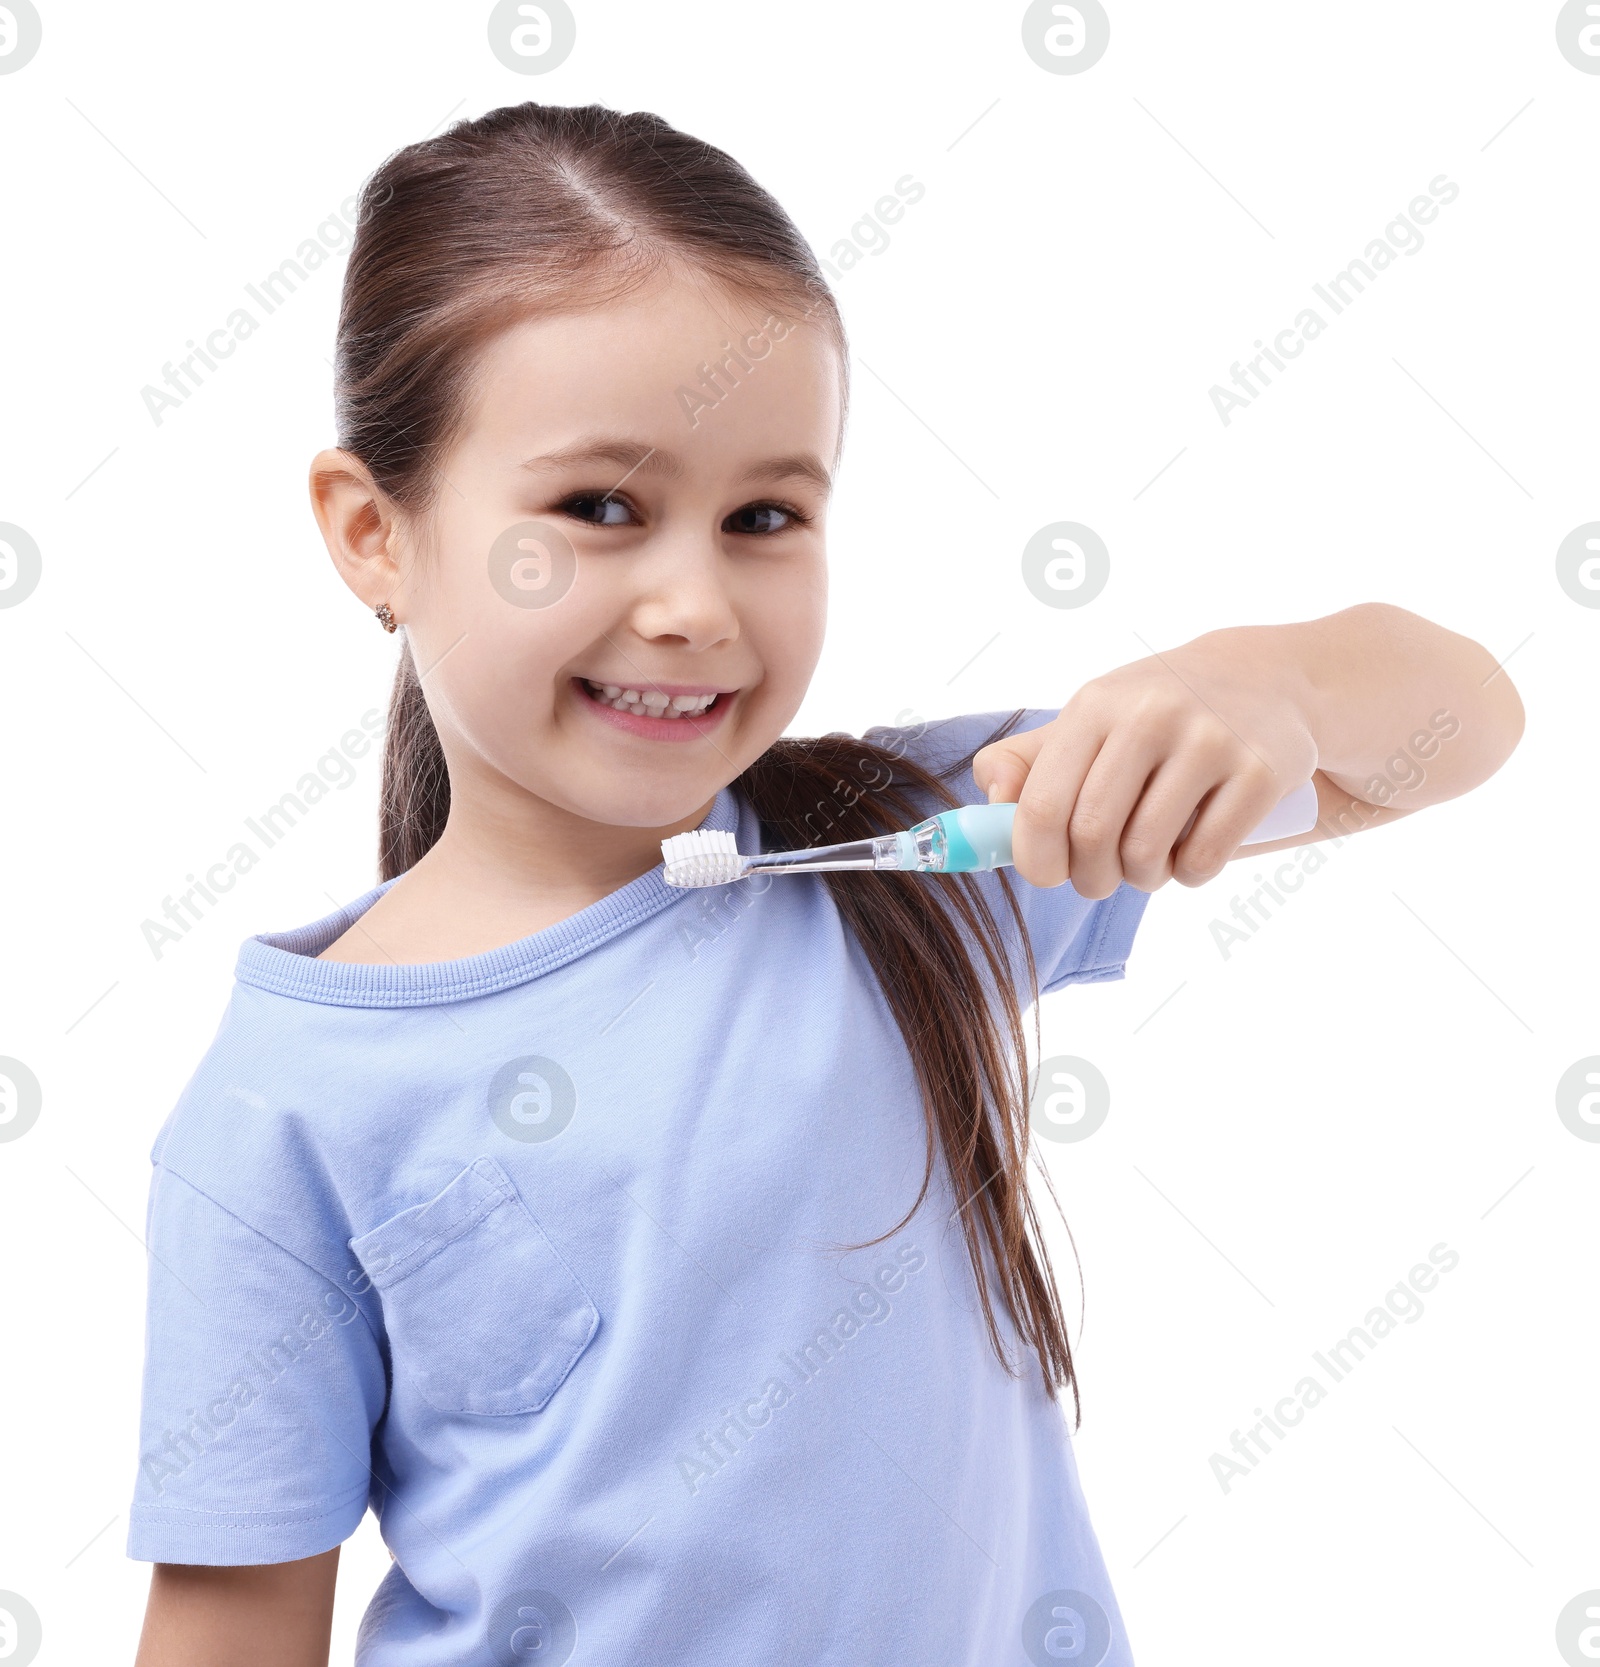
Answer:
[{"xmin": 1, "ymin": 2, "xmax": 1595, "ymax": 1662}]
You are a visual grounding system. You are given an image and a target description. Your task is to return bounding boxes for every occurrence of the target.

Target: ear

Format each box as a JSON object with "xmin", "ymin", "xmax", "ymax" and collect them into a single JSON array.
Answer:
[{"xmin": 308, "ymin": 448, "xmax": 408, "ymax": 619}]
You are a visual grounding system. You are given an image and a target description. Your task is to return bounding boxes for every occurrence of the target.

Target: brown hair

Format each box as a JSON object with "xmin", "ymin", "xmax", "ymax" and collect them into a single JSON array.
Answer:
[{"xmin": 336, "ymin": 101, "xmax": 1085, "ymax": 1419}]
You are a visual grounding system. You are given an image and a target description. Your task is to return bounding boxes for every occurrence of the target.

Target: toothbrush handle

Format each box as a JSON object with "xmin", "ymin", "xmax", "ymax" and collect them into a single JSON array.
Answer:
[
  {"xmin": 935, "ymin": 779, "xmax": 1321, "ymax": 873},
  {"xmin": 1230, "ymin": 778, "xmax": 1321, "ymax": 846}
]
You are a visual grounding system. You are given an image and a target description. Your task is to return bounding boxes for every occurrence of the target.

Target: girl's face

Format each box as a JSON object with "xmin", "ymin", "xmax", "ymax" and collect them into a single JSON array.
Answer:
[{"xmin": 391, "ymin": 269, "xmax": 840, "ymax": 835}]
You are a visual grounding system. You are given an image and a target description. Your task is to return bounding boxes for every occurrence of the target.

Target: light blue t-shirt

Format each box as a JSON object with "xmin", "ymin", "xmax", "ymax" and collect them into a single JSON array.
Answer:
[{"xmin": 128, "ymin": 710, "xmax": 1151, "ymax": 1666}]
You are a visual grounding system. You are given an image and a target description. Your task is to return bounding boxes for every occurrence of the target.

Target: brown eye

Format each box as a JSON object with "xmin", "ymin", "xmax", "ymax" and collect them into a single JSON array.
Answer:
[
  {"xmin": 561, "ymin": 492, "xmax": 634, "ymax": 527},
  {"xmin": 725, "ymin": 501, "xmax": 808, "ymax": 536}
]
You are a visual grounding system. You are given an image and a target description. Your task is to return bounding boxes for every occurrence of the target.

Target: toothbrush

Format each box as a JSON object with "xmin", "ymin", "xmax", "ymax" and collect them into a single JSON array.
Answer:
[{"xmin": 660, "ymin": 779, "xmax": 1322, "ymax": 889}]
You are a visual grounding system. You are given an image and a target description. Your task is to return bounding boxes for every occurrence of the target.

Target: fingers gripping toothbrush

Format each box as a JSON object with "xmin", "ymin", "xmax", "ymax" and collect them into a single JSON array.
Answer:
[{"xmin": 660, "ymin": 780, "xmax": 1321, "ymax": 889}]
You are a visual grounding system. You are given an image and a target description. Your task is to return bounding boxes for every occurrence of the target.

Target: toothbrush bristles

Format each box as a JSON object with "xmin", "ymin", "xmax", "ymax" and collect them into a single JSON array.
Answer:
[{"xmin": 660, "ymin": 827, "xmax": 749, "ymax": 889}]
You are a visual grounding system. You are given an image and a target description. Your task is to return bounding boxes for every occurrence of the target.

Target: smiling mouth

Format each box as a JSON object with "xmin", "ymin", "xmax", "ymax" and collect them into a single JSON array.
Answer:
[{"xmin": 577, "ymin": 677, "xmax": 728, "ymax": 719}]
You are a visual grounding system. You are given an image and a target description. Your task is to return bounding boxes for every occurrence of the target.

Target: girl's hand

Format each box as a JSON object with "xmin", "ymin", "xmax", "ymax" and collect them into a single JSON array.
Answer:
[
  {"xmin": 971, "ymin": 603, "xmax": 1525, "ymax": 902},
  {"xmin": 972, "ymin": 639, "xmax": 1320, "ymax": 901}
]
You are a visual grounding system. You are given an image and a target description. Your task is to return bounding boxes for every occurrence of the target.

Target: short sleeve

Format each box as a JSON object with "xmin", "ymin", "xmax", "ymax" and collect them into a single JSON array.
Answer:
[
  {"xmin": 857, "ymin": 708, "xmax": 1153, "ymax": 996},
  {"xmin": 127, "ymin": 1164, "xmax": 388, "ymax": 1566}
]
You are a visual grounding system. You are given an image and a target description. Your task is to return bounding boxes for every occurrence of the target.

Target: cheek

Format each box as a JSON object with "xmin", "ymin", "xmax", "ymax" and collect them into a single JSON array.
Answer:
[
  {"xmin": 442, "ymin": 535, "xmax": 614, "ymax": 678},
  {"xmin": 426, "ymin": 496, "xmax": 594, "ymax": 633},
  {"xmin": 753, "ymin": 561, "xmax": 827, "ymax": 678},
  {"xmin": 425, "ymin": 586, "xmax": 598, "ymax": 754}
]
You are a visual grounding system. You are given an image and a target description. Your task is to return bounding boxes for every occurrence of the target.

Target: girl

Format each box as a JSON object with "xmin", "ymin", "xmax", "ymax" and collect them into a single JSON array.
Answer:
[{"xmin": 128, "ymin": 103, "xmax": 1523, "ymax": 1667}]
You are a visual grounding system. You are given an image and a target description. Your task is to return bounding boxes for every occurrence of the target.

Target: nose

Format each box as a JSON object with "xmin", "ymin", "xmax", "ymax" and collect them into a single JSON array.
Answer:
[{"xmin": 627, "ymin": 535, "xmax": 740, "ymax": 653}]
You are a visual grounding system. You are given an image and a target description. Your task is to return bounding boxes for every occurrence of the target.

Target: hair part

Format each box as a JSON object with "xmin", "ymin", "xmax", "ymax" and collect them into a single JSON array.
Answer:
[{"xmin": 339, "ymin": 100, "xmax": 1085, "ymax": 1418}]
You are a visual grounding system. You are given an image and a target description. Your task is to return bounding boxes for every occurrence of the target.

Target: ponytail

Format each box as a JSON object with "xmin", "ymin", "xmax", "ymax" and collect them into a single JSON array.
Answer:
[{"xmin": 378, "ymin": 643, "xmax": 449, "ymax": 882}]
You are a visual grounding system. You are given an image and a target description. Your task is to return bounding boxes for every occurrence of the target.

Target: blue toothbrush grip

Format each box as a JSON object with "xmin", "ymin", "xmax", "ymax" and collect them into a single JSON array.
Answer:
[
  {"xmin": 933, "ymin": 803, "xmax": 1017, "ymax": 871},
  {"xmin": 935, "ymin": 782, "xmax": 1320, "ymax": 874}
]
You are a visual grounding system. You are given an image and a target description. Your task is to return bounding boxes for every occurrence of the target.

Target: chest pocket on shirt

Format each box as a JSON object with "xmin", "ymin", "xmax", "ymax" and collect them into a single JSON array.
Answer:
[{"xmin": 348, "ymin": 1156, "xmax": 599, "ymax": 1416}]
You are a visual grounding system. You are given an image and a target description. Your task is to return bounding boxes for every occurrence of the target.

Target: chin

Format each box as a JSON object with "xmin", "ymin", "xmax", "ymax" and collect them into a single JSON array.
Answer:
[{"xmin": 562, "ymin": 773, "xmax": 731, "ymax": 833}]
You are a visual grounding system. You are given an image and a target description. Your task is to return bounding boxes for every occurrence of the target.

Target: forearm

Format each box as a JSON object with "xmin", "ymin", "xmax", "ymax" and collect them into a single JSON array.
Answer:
[
  {"xmin": 135, "ymin": 1551, "xmax": 339, "ymax": 1667},
  {"xmin": 1201, "ymin": 602, "xmax": 1524, "ymax": 810}
]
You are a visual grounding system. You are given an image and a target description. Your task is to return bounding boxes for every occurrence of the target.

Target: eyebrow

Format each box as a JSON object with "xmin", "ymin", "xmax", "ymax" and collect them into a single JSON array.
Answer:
[{"xmin": 517, "ymin": 438, "xmax": 833, "ymax": 495}]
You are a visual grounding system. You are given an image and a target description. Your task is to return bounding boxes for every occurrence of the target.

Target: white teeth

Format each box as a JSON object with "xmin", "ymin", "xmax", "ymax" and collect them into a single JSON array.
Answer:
[{"xmin": 582, "ymin": 679, "xmax": 721, "ymax": 718}]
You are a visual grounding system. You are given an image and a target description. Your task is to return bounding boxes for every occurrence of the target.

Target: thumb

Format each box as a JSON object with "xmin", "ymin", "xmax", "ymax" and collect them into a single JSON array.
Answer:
[{"xmin": 972, "ymin": 727, "xmax": 1048, "ymax": 804}]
